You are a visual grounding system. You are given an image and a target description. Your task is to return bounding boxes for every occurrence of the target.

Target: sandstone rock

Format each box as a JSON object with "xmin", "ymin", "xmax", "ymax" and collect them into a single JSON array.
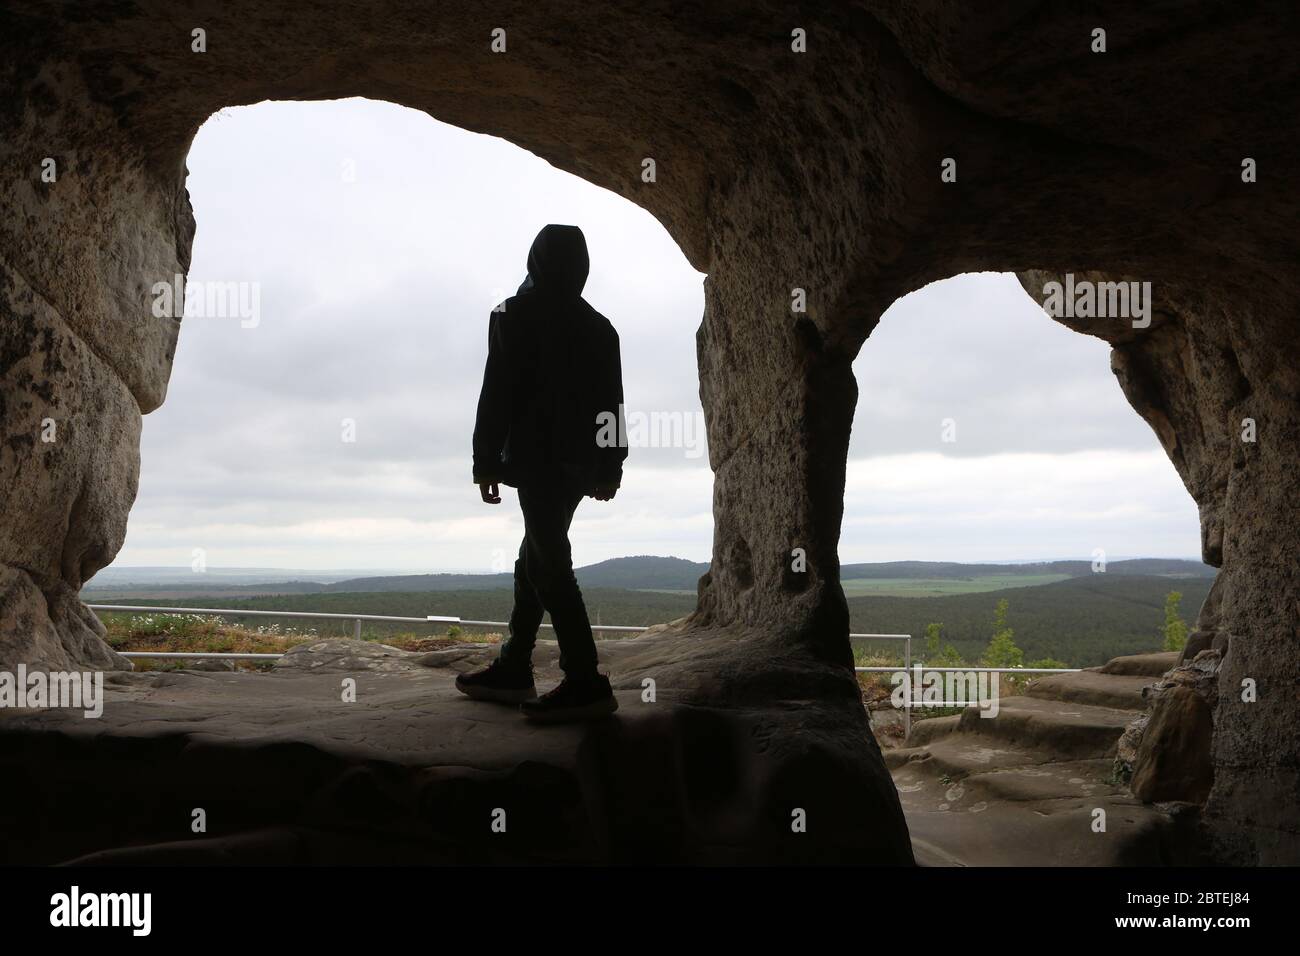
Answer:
[
  {"xmin": 1137, "ymin": 649, "xmax": 1222, "ymax": 707},
  {"xmin": 1179, "ymin": 630, "xmax": 1214, "ymax": 664},
  {"xmin": 1122, "ymin": 650, "xmax": 1221, "ymax": 799},
  {"xmin": 0, "ymin": 635, "xmax": 912, "ymax": 865},
  {"xmin": 186, "ymin": 659, "xmax": 237, "ymax": 672},
  {"xmin": 1131, "ymin": 686, "xmax": 1214, "ymax": 805},
  {"xmin": 275, "ymin": 638, "xmax": 427, "ymax": 673},
  {"xmin": 1098, "ymin": 652, "xmax": 1179, "ymax": 678},
  {"xmin": 1, "ymin": 257, "xmax": 140, "ymax": 670},
  {"xmin": 1, "ymin": 1, "xmax": 1297, "ymax": 862},
  {"xmin": 0, "ymin": 563, "xmax": 129, "ymax": 673},
  {"xmin": 1115, "ymin": 715, "xmax": 1149, "ymax": 781}
]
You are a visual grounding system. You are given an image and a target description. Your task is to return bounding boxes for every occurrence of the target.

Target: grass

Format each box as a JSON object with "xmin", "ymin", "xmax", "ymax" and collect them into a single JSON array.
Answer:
[
  {"xmin": 839, "ymin": 573, "xmax": 1072, "ymax": 597},
  {"xmin": 101, "ymin": 612, "xmax": 500, "ymax": 672},
  {"xmin": 854, "ymin": 650, "xmax": 903, "ymax": 704},
  {"xmin": 643, "ymin": 573, "xmax": 1074, "ymax": 599}
]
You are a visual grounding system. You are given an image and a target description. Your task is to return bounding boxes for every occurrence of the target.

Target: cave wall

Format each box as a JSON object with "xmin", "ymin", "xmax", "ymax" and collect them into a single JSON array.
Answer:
[
  {"xmin": 1017, "ymin": 273, "xmax": 1300, "ymax": 863},
  {"xmin": 1, "ymin": 1, "xmax": 1296, "ymax": 862}
]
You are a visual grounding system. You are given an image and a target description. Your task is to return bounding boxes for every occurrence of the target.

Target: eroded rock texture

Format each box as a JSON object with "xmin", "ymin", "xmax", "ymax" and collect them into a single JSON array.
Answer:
[
  {"xmin": 0, "ymin": 638, "xmax": 913, "ymax": 864},
  {"xmin": 1018, "ymin": 273, "xmax": 1300, "ymax": 862},
  {"xmin": 1, "ymin": 2, "xmax": 1296, "ymax": 863}
]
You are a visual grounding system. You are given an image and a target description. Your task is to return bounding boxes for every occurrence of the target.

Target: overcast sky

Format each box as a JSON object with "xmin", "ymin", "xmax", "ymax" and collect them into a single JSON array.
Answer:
[{"xmin": 108, "ymin": 98, "xmax": 1201, "ymax": 573}]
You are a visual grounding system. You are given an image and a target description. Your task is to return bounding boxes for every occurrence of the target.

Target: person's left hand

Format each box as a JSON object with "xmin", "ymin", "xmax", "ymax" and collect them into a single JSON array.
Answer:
[{"xmin": 479, "ymin": 481, "xmax": 501, "ymax": 504}]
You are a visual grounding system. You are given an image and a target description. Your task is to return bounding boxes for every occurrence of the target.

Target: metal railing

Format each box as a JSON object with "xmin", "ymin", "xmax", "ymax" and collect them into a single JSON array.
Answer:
[
  {"xmin": 92, "ymin": 607, "xmax": 1081, "ymax": 741},
  {"xmin": 851, "ymin": 633, "xmax": 912, "ymax": 736},
  {"xmin": 86, "ymin": 604, "xmax": 648, "ymax": 656},
  {"xmin": 850, "ymin": 633, "xmax": 1080, "ymax": 738}
]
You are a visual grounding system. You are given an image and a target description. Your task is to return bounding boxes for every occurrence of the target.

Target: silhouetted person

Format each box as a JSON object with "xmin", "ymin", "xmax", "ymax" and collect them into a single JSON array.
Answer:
[{"xmin": 456, "ymin": 224, "xmax": 627, "ymax": 722}]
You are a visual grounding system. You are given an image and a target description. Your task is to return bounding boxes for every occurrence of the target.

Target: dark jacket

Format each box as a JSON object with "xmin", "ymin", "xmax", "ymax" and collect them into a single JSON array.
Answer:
[{"xmin": 472, "ymin": 224, "xmax": 627, "ymax": 491}]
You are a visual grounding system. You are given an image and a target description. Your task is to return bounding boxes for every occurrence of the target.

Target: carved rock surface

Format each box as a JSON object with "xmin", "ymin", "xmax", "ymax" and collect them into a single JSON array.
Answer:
[{"xmin": 1, "ymin": 2, "xmax": 1298, "ymax": 862}]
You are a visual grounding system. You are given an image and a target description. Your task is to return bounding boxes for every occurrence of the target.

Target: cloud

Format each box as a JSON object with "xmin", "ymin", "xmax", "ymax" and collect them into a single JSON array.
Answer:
[
  {"xmin": 841, "ymin": 450, "xmax": 1199, "ymax": 562},
  {"xmin": 110, "ymin": 99, "xmax": 1199, "ymax": 573},
  {"xmin": 849, "ymin": 272, "xmax": 1158, "ymax": 458}
]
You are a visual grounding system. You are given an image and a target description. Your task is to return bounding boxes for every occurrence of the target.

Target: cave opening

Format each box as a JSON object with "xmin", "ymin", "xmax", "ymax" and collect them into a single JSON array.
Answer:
[
  {"xmin": 106, "ymin": 97, "xmax": 711, "ymax": 591},
  {"xmin": 841, "ymin": 270, "xmax": 1212, "ymax": 864},
  {"xmin": 4, "ymin": 1, "xmax": 1295, "ymax": 868}
]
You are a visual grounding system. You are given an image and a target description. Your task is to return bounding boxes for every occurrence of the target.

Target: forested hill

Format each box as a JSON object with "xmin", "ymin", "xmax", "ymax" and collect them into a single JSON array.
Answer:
[
  {"xmin": 847, "ymin": 574, "xmax": 1212, "ymax": 666},
  {"xmin": 85, "ymin": 554, "xmax": 1212, "ymax": 597},
  {"xmin": 839, "ymin": 558, "xmax": 1214, "ymax": 580}
]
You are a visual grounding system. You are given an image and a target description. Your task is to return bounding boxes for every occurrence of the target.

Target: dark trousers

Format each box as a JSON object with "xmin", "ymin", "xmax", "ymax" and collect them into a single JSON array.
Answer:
[{"xmin": 498, "ymin": 480, "xmax": 599, "ymax": 679}]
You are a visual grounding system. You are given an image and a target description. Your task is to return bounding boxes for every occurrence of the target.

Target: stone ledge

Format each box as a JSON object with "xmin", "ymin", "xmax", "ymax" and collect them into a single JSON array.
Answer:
[{"xmin": 0, "ymin": 633, "xmax": 913, "ymax": 865}]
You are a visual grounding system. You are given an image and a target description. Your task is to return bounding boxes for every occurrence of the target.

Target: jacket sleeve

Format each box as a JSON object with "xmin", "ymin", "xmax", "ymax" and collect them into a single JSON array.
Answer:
[
  {"xmin": 594, "ymin": 328, "xmax": 628, "ymax": 488},
  {"xmin": 472, "ymin": 311, "xmax": 510, "ymax": 483}
]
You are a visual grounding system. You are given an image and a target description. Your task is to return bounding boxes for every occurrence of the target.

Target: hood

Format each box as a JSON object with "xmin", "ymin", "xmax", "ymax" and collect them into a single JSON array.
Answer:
[{"xmin": 516, "ymin": 224, "xmax": 589, "ymax": 297}]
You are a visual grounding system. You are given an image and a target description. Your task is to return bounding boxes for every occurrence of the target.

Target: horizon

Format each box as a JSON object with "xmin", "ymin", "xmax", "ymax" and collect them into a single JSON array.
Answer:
[{"xmin": 89, "ymin": 552, "xmax": 1212, "ymax": 582}]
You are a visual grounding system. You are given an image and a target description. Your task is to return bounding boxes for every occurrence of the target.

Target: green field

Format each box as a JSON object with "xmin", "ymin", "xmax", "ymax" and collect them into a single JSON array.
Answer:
[
  {"xmin": 639, "ymin": 574, "xmax": 1073, "ymax": 598},
  {"xmin": 839, "ymin": 573, "xmax": 1072, "ymax": 597}
]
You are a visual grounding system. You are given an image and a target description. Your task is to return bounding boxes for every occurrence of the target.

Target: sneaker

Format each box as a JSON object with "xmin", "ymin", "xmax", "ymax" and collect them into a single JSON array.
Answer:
[
  {"xmin": 520, "ymin": 673, "xmax": 618, "ymax": 723},
  {"xmin": 455, "ymin": 658, "xmax": 537, "ymax": 703}
]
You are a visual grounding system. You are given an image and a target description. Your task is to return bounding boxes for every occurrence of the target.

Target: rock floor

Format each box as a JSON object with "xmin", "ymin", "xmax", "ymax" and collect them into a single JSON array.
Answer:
[
  {"xmin": 1, "ymin": 634, "xmax": 913, "ymax": 865},
  {"xmin": 2, "ymin": 636, "xmax": 1199, "ymax": 866},
  {"xmin": 883, "ymin": 652, "xmax": 1200, "ymax": 865}
]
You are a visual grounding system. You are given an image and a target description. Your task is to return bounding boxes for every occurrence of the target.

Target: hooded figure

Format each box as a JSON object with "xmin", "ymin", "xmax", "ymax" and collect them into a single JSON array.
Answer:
[
  {"xmin": 461, "ymin": 225, "xmax": 625, "ymax": 723},
  {"xmin": 472, "ymin": 224, "xmax": 626, "ymax": 492},
  {"xmin": 514, "ymin": 222, "xmax": 589, "ymax": 297}
]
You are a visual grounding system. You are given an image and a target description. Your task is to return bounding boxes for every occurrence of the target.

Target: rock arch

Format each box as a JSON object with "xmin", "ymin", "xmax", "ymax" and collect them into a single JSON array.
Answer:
[{"xmin": 2, "ymin": 2, "xmax": 1296, "ymax": 863}]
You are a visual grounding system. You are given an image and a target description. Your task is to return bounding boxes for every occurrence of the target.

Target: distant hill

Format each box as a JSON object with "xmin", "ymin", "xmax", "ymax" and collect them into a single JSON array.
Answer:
[
  {"xmin": 263, "ymin": 555, "xmax": 709, "ymax": 595},
  {"xmin": 839, "ymin": 558, "xmax": 1215, "ymax": 580},
  {"xmin": 85, "ymin": 566, "xmax": 401, "ymax": 588},
  {"xmin": 847, "ymin": 574, "xmax": 1213, "ymax": 666},
  {"xmin": 266, "ymin": 556, "xmax": 1211, "ymax": 595},
  {"xmin": 82, "ymin": 554, "xmax": 707, "ymax": 596},
  {"xmin": 85, "ymin": 554, "xmax": 1212, "ymax": 598},
  {"xmin": 574, "ymin": 555, "xmax": 709, "ymax": 589}
]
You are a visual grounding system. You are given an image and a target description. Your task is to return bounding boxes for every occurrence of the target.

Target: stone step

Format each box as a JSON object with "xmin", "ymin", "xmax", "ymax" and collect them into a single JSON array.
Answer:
[
  {"xmin": 898, "ymin": 784, "xmax": 1177, "ymax": 866},
  {"xmin": 1026, "ymin": 669, "xmax": 1153, "ymax": 710},
  {"xmin": 904, "ymin": 714, "xmax": 961, "ymax": 748},
  {"xmin": 904, "ymin": 696, "xmax": 1134, "ymax": 760},
  {"xmin": 1099, "ymin": 651, "xmax": 1178, "ymax": 677},
  {"xmin": 893, "ymin": 742, "xmax": 1120, "ymax": 807},
  {"xmin": 886, "ymin": 733, "xmax": 1040, "ymax": 775},
  {"xmin": 880, "ymin": 651, "xmax": 1191, "ymax": 866},
  {"xmin": 887, "ymin": 728, "xmax": 1180, "ymax": 866}
]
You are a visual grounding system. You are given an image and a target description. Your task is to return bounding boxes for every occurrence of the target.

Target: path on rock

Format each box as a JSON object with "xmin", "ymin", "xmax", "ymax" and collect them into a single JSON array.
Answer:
[{"xmin": 885, "ymin": 652, "xmax": 1186, "ymax": 866}]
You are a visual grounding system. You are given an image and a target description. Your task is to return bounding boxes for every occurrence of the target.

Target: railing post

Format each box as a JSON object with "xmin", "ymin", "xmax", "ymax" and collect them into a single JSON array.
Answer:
[
  {"xmin": 903, "ymin": 635, "xmax": 912, "ymax": 741},
  {"xmin": 353, "ymin": 618, "xmax": 362, "ymax": 640}
]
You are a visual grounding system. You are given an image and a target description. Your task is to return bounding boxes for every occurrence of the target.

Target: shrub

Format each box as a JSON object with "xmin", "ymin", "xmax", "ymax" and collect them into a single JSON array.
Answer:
[{"xmin": 1162, "ymin": 590, "xmax": 1188, "ymax": 652}]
